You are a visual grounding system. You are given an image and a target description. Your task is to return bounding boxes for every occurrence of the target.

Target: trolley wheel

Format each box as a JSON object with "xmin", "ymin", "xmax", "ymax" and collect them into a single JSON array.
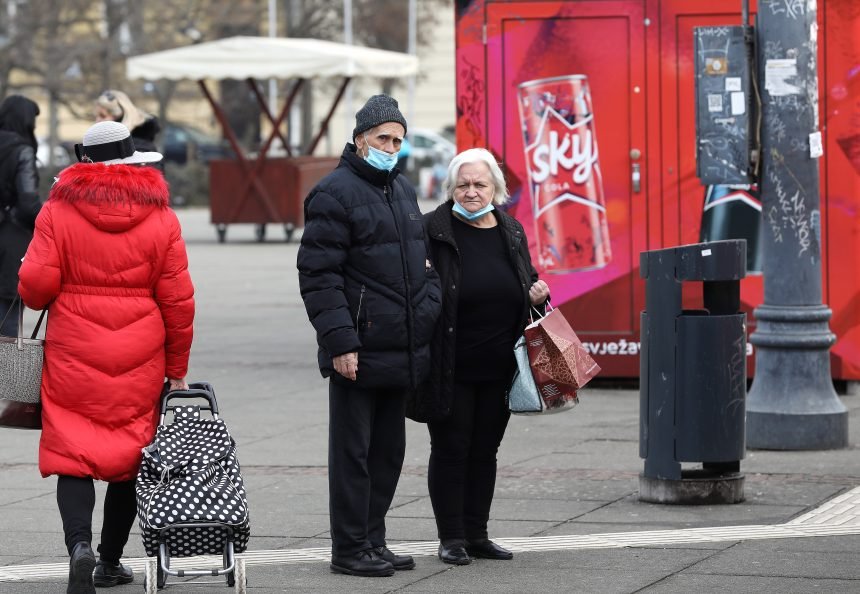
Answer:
[
  {"xmin": 254, "ymin": 224, "xmax": 266, "ymax": 242},
  {"xmin": 143, "ymin": 558, "xmax": 158, "ymax": 594},
  {"xmin": 216, "ymin": 224, "xmax": 227, "ymax": 243},
  {"xmin": 284, "ymin": 223, "xmax": 295, "ymax": 243},
  {"xmin": 233, "ymin": 558, "xmax": 247, "ymax": 593}
]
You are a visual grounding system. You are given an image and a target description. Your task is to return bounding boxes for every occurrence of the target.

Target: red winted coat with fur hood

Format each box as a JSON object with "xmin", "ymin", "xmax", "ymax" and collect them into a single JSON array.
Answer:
[{"xmin": 18, "ymin": 163, "xmax": 194, "ymax": 482}]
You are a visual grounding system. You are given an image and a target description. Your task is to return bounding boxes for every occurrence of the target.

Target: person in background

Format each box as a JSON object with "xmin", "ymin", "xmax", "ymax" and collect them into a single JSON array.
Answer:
[
  {"xmin": 0, "ymin": 95, "xmax": 41, "ymax": 336},
  {"xmin": 397, "ymin": 134, "xmax": 411, "ymax": 173},
  {"xmin": 94, "ymin": 89, "xmax": 162, "ymax": 166},
  {"xmin": 298, "ymin": 94, "xmax": 442, "ymax": 577},
  {"xmin": 18, "ymin": 121, "xmax": 195, "ymax": 594},
  {"xmin": 412, "ymin": 148, "xmax": 549, "ymax": 566}
]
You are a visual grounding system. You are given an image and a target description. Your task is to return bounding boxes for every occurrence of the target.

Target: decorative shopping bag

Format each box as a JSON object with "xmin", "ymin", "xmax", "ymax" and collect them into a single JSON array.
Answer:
[
  {"xmin": 507, "ymin": 334, "xmax": 544, "ymax": 414},
  {"xmin": 0, "ymin": 298, "xmax": 47, "ymax": 430},
  {"xmin": 508, "ymin": 304, "xmax": 601, "ymax": 415}
]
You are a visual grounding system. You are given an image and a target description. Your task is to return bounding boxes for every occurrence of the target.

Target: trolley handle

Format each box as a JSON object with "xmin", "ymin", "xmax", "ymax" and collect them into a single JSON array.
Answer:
[{"xmin": 160, "ymin": 384, "xmax": 219, "ymax": 417}]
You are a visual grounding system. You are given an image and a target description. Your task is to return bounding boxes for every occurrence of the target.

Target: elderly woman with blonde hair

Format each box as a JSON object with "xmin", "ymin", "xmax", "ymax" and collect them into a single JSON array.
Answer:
[
  {"xmin": 412, "ymin": 148, "xmax": 549, "ymax": 566},
  {"xmin": 94, "ymin": 90, "xmax": 161, "ymax": 160}
]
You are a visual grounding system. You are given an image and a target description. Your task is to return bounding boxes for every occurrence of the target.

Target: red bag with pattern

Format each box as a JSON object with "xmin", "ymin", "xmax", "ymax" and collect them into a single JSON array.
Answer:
[{"xmin": 523, "ymin": 305, "xmax": 601, "ymax": 411}]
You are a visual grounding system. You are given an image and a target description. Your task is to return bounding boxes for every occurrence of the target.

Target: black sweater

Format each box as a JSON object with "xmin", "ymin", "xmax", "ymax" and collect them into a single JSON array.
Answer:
[{"xmin": 409, "ymin": 201, "xmax": 542, "ymax": 422}]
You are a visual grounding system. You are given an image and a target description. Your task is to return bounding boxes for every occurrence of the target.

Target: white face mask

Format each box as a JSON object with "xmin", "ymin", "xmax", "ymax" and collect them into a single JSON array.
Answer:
[
  {"xmin": 453, "ymin": 201, "xmax": 494, "ymax": 220},
  {"xmin": 362, "ymin": 135, "xmax": 398, "ymax": 171}
]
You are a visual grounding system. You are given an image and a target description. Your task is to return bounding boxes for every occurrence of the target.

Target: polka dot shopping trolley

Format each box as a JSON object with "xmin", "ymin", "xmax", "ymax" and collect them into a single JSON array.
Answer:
[{"xmin": 136, "ymin": 382, "xmax": 250, "ymax": 593}]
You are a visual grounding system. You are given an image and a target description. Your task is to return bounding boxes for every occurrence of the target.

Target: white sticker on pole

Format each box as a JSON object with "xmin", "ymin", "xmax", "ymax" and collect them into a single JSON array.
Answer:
[
  {"xmin": 708, "ymin": 94, "xmax": 723, "ymax": 113},
  {"xmin": 725, "ymin": 77, "xmax": 742, "ymax": 92},
  {"xmin": 702, "ymin": 249, "xmax": 712, "ymax": 257},
  {"xmin": 809, "ymin": 131, "xmax": 823, "ymax": 159},
  {"xmin": 730, "ymin": 92, "xmax": 746, "ymax": 115},
  {"xmin": 765, "ymin": 59, "xmax": 800, "ymax": 96}
]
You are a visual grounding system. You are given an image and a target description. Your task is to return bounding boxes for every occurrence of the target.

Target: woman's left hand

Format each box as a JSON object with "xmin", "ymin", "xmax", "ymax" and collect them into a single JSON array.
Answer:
[
  {"xmin": 168, "ymin": 377, "xmax": 189, "ymax": 392},
  {"xmin": 529, "ymin": 280, "xmax": 550, "ymax": 305}
]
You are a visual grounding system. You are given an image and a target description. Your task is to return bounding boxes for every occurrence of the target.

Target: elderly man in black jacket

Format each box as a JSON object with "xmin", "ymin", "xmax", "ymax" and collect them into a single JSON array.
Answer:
[{"xmin": 297, "ymin": 94, "xmax": 442, "ymax": 577}]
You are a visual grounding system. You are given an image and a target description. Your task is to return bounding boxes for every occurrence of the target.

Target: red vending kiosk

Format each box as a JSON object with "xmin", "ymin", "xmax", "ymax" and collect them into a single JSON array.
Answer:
[{"xmin": 455, "ymin": 0, "xmax": 860, "ymax": 381}]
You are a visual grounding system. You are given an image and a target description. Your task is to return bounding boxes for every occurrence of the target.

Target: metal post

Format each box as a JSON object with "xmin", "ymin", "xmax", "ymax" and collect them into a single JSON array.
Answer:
[
  {"xmin": 343, "ymin": 0, "xmax": 353, "ymax": 143},
  {"xmin": 747, "ymin": 1, "xmax": 848, "ymax": 449},
  {"xmin": 407, "ymin": 0, "xmax": 417, "ymax": 126},
  {"xmin": 267, "ymin": 0, "xmax": 277, "ymax": 114}
]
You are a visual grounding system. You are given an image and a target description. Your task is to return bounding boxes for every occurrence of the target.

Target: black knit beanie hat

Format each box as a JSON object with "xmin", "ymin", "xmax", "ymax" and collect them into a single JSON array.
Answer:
[{"xmin": 352, "ymin": 94, "xmax": 407, "ymax": 141}]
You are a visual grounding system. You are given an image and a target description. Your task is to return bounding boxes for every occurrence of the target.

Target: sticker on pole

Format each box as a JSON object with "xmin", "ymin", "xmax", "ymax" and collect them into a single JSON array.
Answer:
[
  {"xmin": 809, "ymin": 131, "xmax": 823, "ymax": 159},
  {"xmin": 730, "ymin": 92, "xmax": 746, "ymax": 115},
  {"xmin": 708, "ymin": 94, "xmax": 723, "ymax": 113},
  {"xmin": 765, "ymin": 59, "xmax": 800, "ymax": 96}
]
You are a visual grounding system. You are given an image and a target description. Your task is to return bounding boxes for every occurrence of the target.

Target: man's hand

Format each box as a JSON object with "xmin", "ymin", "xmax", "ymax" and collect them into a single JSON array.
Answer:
[{"xmin": 333, "ymin": 352, "xmax": 359, "ymax": 381}]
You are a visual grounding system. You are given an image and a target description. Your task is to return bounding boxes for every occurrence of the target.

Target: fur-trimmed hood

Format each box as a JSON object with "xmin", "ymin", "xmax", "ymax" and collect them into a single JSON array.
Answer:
[{"xmin": 49, "ymin": 162, "xmax": 169, "ymax": 233}]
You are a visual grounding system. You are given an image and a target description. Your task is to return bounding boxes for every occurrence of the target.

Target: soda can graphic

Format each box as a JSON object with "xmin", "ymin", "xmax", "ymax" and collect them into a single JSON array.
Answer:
[{"xmin": 518, "ymin": 75, "xmax": 611, "ymax": 273}]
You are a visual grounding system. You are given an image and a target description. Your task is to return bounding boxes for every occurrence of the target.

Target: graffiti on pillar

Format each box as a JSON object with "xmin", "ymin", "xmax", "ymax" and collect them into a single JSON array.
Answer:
[
  {"xmin": 760, "ymin": 0, "xmax": 809, "ymax": 20},
  {"xmin": 766, "ymin": 151, "xmax": 813, "ymax": 258},
  {"xmin": 763, "ymin": 40, "xmax": 784, "ymax": 60}
]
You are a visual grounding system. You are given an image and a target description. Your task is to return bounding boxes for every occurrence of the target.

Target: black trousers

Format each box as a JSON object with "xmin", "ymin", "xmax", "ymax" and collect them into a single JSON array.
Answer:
[
  {"xmin": 0, "ymin": 296, "xmax": 17, "ymax": 337},
  {"xmin": 328, "ymin": 380, "xmax": 407, "ymax": 557},
  {"xmin": 57, "ymin": 476, "xmax": 138, "ymax": 564},
  {"xmin": 427, "ymin": 379, "xmax": 511, "ymax": 542}
]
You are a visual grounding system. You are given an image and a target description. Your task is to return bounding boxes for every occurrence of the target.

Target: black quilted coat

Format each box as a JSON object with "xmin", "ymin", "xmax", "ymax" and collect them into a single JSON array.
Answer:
[
  {"xmin": 408, "ymin": 201, "xmax": 542, "ymax": 422},
  {"xmin": 297, "ymin": 143, "xmax": 442, "ymax": 389},
  {"xmin": 0, "ymin": 95, "xmax": 41, "ymax": 300}
]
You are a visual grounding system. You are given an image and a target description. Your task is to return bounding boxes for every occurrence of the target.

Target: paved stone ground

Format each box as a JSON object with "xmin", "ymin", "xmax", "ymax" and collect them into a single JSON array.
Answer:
[{"xmin": 1, "ymin": 207, "xmax": 858, "ymax": 593}]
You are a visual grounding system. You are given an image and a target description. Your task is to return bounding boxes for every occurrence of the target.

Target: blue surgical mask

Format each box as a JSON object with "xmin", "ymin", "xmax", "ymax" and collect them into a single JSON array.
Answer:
[
  {"xmin": 453, "ymin": 201, "xmax": 495, "ymax": 220},
  {"xmin": 363, "ymin": 139, "xmax": 398, "ymax": 171}
]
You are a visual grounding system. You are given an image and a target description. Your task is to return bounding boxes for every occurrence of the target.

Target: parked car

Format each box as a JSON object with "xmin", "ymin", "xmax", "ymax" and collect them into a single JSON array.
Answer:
[
  {"xmin": 406, "ymin": 128, "xmax": 456, "ymax": 200},
  {"xmin": 408, "ymin": 127, "xmax": 456, "ymax": 165},
  {"xmin": 161, "ymin": 121, "xmax": 230, "ymax": 165}
]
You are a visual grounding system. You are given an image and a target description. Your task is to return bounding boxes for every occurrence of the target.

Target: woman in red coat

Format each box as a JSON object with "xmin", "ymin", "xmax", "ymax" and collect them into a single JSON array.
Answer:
[{"xmin": 18, "ymin": 120, "xmax": 195, "ymax": 594}]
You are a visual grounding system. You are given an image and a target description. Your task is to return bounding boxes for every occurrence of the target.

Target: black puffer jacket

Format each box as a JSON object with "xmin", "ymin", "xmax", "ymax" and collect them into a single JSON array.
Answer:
[
  {"xmin": 297, "ymin": 143, "xmax": 442, "ymax": 389},
  {"xmin": 408, "ymin": 201, "xmax": 541, "ymax": 422},
  {"xmin": 0, "ymin": 96, "xmax": 41, "ymax": 300}
]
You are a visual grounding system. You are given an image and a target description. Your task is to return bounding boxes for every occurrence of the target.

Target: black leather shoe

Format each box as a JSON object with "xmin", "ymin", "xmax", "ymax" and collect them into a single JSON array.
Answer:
[
  {"xmin": 465, "ymin": 538, "xmax": 513, "ymax": 560},
  {"xmin": 374, "ymin": 546, "xmax": 415, "ymax": 570},
  {"xmin": 67, "ymin": 542, "xmax": 96, "ymax": 594},
  {"xmin": 438, "ymin": 541, "xmax": 471, "ymax": 565},
  {"xmin": 330, "ymin": 549, "xmax": 395, "ymax": 577},
  {"xmin": 93, "ymin": 560, "xmax": 134, "ymax": 587}
]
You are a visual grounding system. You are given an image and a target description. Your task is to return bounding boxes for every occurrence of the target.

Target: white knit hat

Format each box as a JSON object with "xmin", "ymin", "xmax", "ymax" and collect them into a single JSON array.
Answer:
[{"xmin": 74, "ymin": 120, "xmax": 163, "ymax": 165}]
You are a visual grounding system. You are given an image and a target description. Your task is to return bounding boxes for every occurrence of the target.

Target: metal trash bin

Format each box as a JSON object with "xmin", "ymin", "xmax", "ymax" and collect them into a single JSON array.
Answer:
[{"xmin": 639, "ymin": 239, "xmax": 747, "ymax": 504}]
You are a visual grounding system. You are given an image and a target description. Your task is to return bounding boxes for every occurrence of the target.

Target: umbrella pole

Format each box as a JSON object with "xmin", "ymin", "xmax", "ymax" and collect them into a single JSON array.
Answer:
[{"xmin": 305, "ymin": 77, "xmax": 352, "ymax": 155}]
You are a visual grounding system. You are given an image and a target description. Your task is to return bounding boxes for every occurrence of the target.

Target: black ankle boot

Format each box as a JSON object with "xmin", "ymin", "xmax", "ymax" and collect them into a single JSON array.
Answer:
[
  {"xmin": 93, "ymin": 559, "xmax": 134, "ymax": 587},
  {"xmin": 67, "ymin": 542, "xmax": 96, "ymax": 594}
]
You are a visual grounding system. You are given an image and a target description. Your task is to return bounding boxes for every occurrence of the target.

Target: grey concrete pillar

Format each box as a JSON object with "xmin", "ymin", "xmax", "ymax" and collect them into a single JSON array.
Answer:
[{"xmin": 747, "ymin": 1, "xmax": 848, "ymax": 449}]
